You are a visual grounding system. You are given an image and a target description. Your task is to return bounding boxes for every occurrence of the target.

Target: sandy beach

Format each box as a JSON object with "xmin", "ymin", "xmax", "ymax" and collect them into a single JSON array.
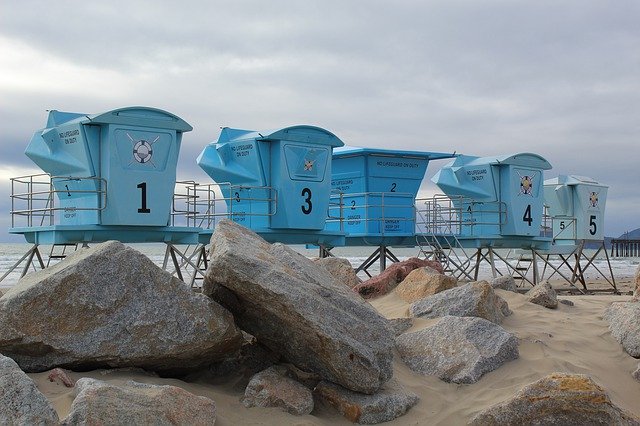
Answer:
[{"xmin": 25, "ymin": 279, "xmax": 640, "ymax": 425}]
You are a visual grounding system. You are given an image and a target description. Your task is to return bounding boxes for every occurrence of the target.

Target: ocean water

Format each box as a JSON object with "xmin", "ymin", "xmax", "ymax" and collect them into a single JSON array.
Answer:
[{"xmin": 0, "ymin": 242, "xmax": 637, "ymax": 290}]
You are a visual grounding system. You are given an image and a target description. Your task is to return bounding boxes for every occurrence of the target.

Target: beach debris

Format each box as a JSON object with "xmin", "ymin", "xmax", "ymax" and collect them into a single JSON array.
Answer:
[
  {"xmin": 0, "ymin": 354, "xmax": 58, "ymax": 425},
  {"xmin": 604, "ymin": 301, "xmax": 640, "ymax": 358},
  {"xmin": 525, "ymin": 281, "xmax": 558, "ymax": 309},
  {"xmin": 60, "ymin": 378, "xmax": 217, "ymax": 425},
  {"xmin": 395, "ymin": 266, "xmax": 457, "ymax": 303},
  {"xmin": 315, "ymin": 378, "xmax": 419, "ymax": 424},
  {"xmin": 633, "ymin": 364, "xmax": 640, "ymax": 382},
  {"xmin": 352, "ymin": 257, "xmax": 444, "ymax": 299},
  {"xmin": 47, "ymin": 367, "xmax": 75, "ymax": 387},
  {"xmin": 242, "ymin": 366, "xmax": 314, "ymax": 416},
  {"xmin": 490, "ymin": 276, "xmax": 518, "ymax": 292},
  {"xmin": 387, "ymin": 318, "xmax": 414, "ymax": 336},
  {"xmin": 313, "ymin": 257, "xmax": 362, "ymax": 289},
  {"xmin": 395, "ymin": 316, "xmax": 519, "ymax": 384},
  {"xmin": 0, "ymin": 241, "xmax": 242, "ymax": 374},
  {"xmin": 409, "ymin": 281, "xmax": 512, "ymax": 324},
  {"xmin": 559, "ymin": 298, "xmax": 575, "ymax": 307},
  {"xmin": 204, "ymin": 220, "xmax": 394, "ymax": 394},
  {"xmin": 469, "ymin": 372, "xmax": 640, "ymax": 425}
]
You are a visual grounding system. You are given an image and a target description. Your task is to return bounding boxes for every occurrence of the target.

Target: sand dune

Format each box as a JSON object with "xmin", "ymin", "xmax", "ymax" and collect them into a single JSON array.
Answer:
[{"xmin": 29, "ymin": 289, "xmax": 640, "ymax": 425}]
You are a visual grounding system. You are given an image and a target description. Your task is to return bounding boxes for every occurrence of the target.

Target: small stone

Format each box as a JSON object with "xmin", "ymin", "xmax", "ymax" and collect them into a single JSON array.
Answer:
[
  {"xmin": 242, "ymin": 366, "xmax": 313, "ymax": 415},
  {"xmin": 526, "ymin": 281, "xmax": 558, "ymax": 309},
  {"xmin": 47, "ymin": 367, "xmax": 75, "ymax": 387},
  {"xmin": 559, "ymin": 299, "xmax": 575, "ymax": 307},
  {"xmin": 315, "ymin": 378, "xmax": 419, "ymax": 424},
  {"xmin": 490, "ymin": 276, "xmax": 518, "ymax": 292},
  {"xmin": 633, "ymin": 364, "xmax": 640, "ymax": 382}
]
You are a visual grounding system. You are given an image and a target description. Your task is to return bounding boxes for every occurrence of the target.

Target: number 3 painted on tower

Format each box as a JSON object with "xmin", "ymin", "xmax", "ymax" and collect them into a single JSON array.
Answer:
[{"xmin": 301, "ymin": 188, "xmax": 312, "ymax": 214}]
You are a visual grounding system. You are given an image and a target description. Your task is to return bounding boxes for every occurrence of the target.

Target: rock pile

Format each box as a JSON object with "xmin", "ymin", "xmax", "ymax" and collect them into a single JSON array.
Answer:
[{"xmin": 352, "ymin": 257, "xmax": 443, "ymax": 298}]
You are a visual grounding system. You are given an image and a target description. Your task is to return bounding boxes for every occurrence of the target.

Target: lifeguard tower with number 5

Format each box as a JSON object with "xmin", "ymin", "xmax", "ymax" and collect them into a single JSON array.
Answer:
[{"xmin": 1, "ymin": 106, "xmax": 201, "ymax": 283}]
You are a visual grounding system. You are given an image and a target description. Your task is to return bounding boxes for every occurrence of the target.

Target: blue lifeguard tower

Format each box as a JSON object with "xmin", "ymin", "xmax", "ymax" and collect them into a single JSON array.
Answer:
[
  {"xmin": 2, "ymin": 107, "xmax": 201, "ymax": 283},
  {"xmin": 195, "ymin": 125, "xmax": 346, "ymax": 247},
  {"xmin": 423, "ymin": 153, "xmax": 553, "ymax": 284},
  {"xmin": 323, "ymin": 147, "xmax": 456, "ymax": 276},
  {"xmin": 538, "ymin": 175, "xmax": 616, "ymax": 292}
]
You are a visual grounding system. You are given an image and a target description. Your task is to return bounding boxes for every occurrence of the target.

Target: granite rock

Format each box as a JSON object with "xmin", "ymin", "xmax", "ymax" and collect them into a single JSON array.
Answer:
[
  {"xmin": 61, "ymin": 378, "xmax": 217, "ymax": 425},
  {"xmin": 469, "ymin": 372, "xmax": 640, "ymax": 425},
  {"xmin": 0, "ymin": 354, "xmax": 58, "ymax": 425},
  {"xmin": 353, "ymin": 258, "xmax": 444, "ymax": 299},
  {"xmin": 315, "ymin": 378, "xmax": 419, "ymax": 424},
  {"xmin": 204, "ymin": 220, "xmax": 394, "ymax": 394},
  {"xmin": 314, "ymin": 257, "xmax": 362, "ymax": 289},
  {"xmin": 395, "ymin": 316, "xmax": 519, "ymax": 384},
  {"xmin": 409, "ymin": 281, "xmax": 512, "ymax": 324},
  {"xmin": 395, "ymin": 267, "xmax": 457, "ymax": 303},
  {"xmin": 526, "ymin": 281, "xmax": 558, "ymax": 309},
  {"xmin": 0, "ymin": 241, "xmax": 242, "ymax": 374},
  {"xmin": 490, "ymin": 276, "xmax": 518, "ymax": 292},
  {"xmin": 604, "ymin": 301, "xmax": 640, "ymax": 358},
  {"xmin": 242, "ymin": 366, "xmax": 313, "ymax": 415}
]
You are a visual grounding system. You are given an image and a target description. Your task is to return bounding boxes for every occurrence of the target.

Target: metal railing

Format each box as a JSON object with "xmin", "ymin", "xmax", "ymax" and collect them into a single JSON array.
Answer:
[
  {"xmin": 10, "ymin": 173, "xmax": 107, "ymax": 228},
  {"xmin": 415, "ymin": 194, "xmax": 508, "ymax": 236},
  {"xmin": 171, "ymin": 181, "xmax": 278, "ymax": 229},
  {"xmin": 327, "ymin": 191, "xmax": 416, "ymax": 235}
]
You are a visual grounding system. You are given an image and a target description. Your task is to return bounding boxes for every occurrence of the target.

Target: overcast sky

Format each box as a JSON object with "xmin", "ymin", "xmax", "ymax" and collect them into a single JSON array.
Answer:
[{"xmin": 1, "ymin": 0, "xmax": 638, "ymax": 242}]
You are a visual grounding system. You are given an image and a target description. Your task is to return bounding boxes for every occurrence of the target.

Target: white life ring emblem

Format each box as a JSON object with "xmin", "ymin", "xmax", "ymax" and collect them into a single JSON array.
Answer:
[{"xmin": 133, "ymin": 140, "xmax": 153, "ymax": 163}]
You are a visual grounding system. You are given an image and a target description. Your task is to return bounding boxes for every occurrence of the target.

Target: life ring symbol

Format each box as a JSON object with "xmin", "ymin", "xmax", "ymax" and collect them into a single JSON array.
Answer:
[{"xmin": 133, "ymin": 140, "xmax": 153, "ymax": 163}]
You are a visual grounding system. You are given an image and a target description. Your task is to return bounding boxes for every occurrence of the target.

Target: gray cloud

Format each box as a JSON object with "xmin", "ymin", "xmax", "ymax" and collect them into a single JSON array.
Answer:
[{"xmin": 0, "ymin": 0, "xmax": 638, "ymax": 240}]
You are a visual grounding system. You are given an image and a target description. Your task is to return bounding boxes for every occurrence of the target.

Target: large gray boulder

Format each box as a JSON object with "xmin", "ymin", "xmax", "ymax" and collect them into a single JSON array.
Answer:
[
  {"xmin": 0, "ymin": 241, "xmax": 242, "ymax": 374},
  {"xmin": 0, "ymin": 354, "xmax": 58, "ymax": 425},
  {"xmin": 242, "ymin": 366, "xmax": 313, "ymax": 415},
  {"xmin": 395, "ymin": 267, "xmax": 457, "ymax": 303},
  {"xmin": 469, "ymin": 372, "xmax": 640, "ymax": 425},
  {"xmin": 409, "ymin": 281, "xmax": 512, "ymax": 324},
  {"xmin": 395, "ymin": 316, "xmax": 519, "ymax": 384},
  {"xmin": 604, "ymin": 301, "xmax": 640, "ymax": 358},
  {"xmin": 315, "ymin": 378, "xmax": 419, "ymax": 424},
  {"xmin": 61, "ymin": 378, "xmax": 217, "ymax": 425},
  {"xmin": 204, "ymin": 220, "xmax": 394, "ymax": 394},
  {"xmin": 314, "ymin": 257, "xmax": 362, "ymax": 289},
  {"xmin": 526, "ymin": 281, "xmax": 558, "ymax": 309}
]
